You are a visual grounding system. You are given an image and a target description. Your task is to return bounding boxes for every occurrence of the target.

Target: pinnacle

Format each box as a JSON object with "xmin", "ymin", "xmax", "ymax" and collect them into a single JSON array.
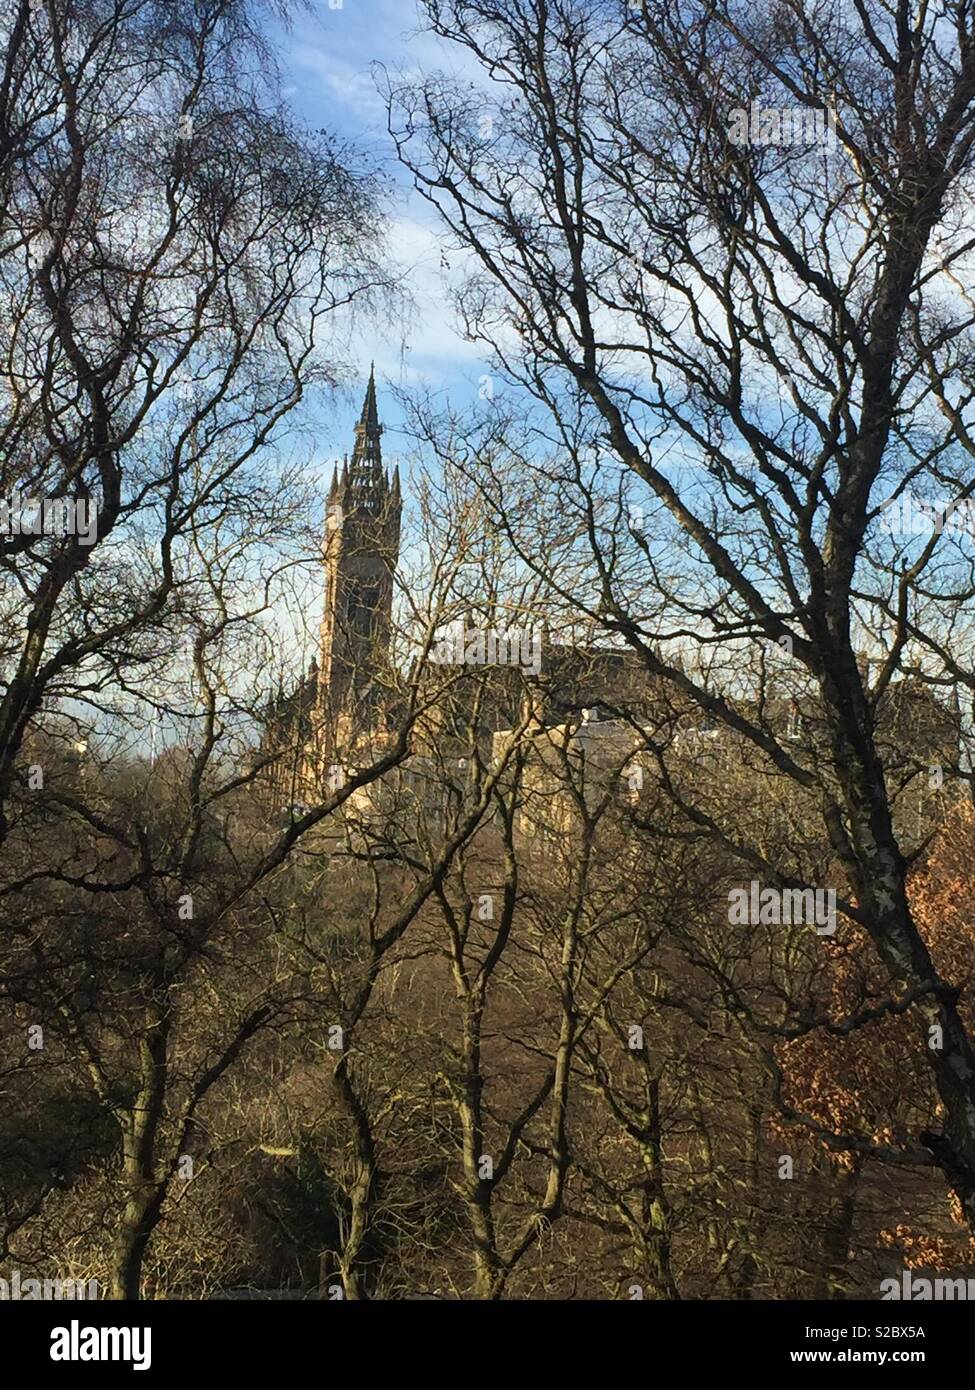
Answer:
[{"xmin": 359, "ymin": 362, "xmax": 380, "ymax": 435}]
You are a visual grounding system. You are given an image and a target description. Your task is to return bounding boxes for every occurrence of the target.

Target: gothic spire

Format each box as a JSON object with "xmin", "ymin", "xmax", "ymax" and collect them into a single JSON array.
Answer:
[
  {"xmin": 359, "ymin": 362, "xmax": 380, "ymax": 432},
  {"xmin": 350, "ymin": 363, "xmax": 384, "ymax": 500}
]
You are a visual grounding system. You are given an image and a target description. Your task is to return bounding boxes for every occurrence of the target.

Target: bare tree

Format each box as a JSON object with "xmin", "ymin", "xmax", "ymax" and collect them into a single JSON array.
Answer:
[
  {"xmin": 388, "ymin": 0, "xmax": 975, "ymax": 1229},
  {"xmin": 0, "ymin": 0, "xmax": 389, "ymax": 838}
]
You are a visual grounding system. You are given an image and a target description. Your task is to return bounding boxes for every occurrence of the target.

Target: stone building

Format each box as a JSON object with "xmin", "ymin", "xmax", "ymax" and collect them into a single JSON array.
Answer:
[{"xmin": 260, "ymin": 374, "xmax": 961, "ymax": 846}]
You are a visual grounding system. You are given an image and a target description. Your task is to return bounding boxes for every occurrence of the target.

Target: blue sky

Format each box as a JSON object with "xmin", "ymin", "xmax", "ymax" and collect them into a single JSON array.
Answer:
[{"xmin": 273, "ymin": 0, "xmax": 487, "ymax": 482}]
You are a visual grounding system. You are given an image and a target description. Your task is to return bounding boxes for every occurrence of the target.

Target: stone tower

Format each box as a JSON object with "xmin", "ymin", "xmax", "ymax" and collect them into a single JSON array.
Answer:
[{"xmin": 318, "ymin": 367, "xmax": 401, "ymax": 736}]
